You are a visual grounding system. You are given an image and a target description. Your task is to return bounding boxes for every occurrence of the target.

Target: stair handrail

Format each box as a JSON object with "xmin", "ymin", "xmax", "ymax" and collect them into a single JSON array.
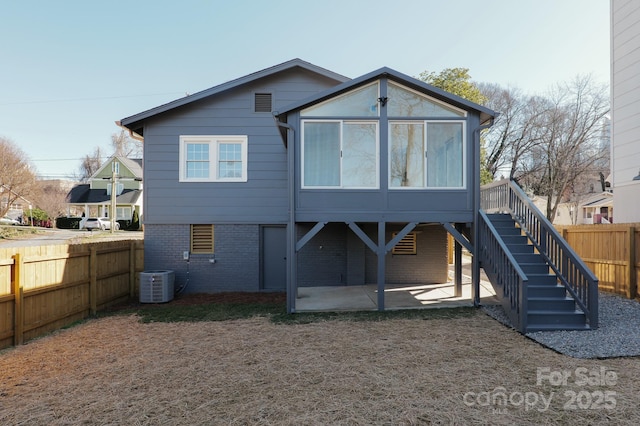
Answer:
[
  {"xmin": 478, "ymin": 210, "xmax": 529, "ymax": 332},
  {"xmin": 481, "ymin": 179, "xmax": 599, "ymax": 329}
]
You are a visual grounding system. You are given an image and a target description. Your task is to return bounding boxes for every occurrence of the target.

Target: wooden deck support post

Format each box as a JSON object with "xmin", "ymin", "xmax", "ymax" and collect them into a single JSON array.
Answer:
[
  {"xmin": 377, "ymin": 221, "xmax": 386, "ymax": 311},
  {"xmin": 454, "ymin": 224, "xmax": 462, "ymax": 298}
]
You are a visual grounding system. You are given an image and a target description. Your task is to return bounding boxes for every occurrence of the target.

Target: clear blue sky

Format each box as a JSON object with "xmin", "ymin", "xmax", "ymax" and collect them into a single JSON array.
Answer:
[{"xmin": 1, "ymin": 0, "xmax": 610, "ymax": 180}]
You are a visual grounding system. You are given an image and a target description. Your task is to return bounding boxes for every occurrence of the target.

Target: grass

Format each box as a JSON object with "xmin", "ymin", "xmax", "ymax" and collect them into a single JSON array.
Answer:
[
  {"xmin": 0, "ymin": 225, "xmax": 41, "ymax": 239},
  {"xmin": 115, "ymin": 299, "xmax": 478, "ymax": 325}
]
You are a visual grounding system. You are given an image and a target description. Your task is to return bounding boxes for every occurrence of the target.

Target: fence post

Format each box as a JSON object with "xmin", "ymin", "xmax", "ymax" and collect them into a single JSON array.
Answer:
[
  {"xmin": 628, "ymin": 226, "xmax": 636, "ymax": 299},
  {"xmin": 129, "ymin": 241, "xmax": 136, "ymax": 298},
  {"xmin": 11, "ymin": 253, "xmax": 24, "ymax": 346},
  {"xmin": 90, "ymin": 247, "xmax": 97, "ymax": 315}
]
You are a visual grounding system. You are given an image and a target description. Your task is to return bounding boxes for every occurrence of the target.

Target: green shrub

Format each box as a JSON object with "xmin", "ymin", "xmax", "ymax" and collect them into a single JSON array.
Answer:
[{"xmin": 56, "ymin": 217, "xmax": 82, "ymax": 229}]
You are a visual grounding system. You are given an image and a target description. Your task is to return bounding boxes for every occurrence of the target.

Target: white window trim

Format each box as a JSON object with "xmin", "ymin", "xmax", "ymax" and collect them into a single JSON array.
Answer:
[
  {"xmin": 301, "ymin": 120, "xmax": 380, "ymax": 189},
  {"xmin": 388, "ymin": 120, "xmax": 467, "ymax": 190},
  {"xmin": 179, "ymin": 135, "xmax": 248, "ymax": 182}
]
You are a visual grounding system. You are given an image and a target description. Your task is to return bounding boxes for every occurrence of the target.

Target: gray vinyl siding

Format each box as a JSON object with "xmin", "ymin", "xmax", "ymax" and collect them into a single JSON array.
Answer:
[{"xmin": 142, "ymin": 70, "xmax": 339, "ymax": 225}]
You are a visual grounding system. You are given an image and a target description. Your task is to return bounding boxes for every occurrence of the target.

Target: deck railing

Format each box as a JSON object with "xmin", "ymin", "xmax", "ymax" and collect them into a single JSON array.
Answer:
[
  {"xmin": 478, "ymin": 210, "xmax": 529, "ymax": 332},
  {"xmin": 480, "ymin": 179, "xmax": 599, "ymax": 329}
]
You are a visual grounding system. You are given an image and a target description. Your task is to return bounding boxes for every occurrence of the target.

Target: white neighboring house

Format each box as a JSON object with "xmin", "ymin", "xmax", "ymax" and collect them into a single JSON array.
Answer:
[
  {"xmin": 66, "ymin": 156, "xmax": 143, "ymax": 227},
  {"xmin": 576, "ymin": 192, "xmax": 614, "ymax": 224},
  {"xmin": 533, "ymin": 191, "xmax": 614, "ymax": 225},
  {"xmin": 611, "ymin": 0, "xmax": 640, "ymax": 222}
]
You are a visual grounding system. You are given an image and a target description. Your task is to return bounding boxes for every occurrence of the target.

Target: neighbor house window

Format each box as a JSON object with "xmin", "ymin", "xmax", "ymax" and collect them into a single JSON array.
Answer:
[
  {"xmin": 302, "ymin": 120, "xmax": 378, "ymax": 188},
  {"xmin": 191, "ymin": 224, "xmax": 214, "ymax": 253},
  {"xmin": 179, "ymin": 136, "xmax": 248, "ymax": 182},
  {"xmin": 389, "ymin": 121, "xmax": 465, "ymax": 188},
  {"xmin": 116, "ymin": 206, "xmax": 131, "ymax": 220},
  {"xmin": 106, "ymin": 183, "xmax": 124, "ymax": 196}
]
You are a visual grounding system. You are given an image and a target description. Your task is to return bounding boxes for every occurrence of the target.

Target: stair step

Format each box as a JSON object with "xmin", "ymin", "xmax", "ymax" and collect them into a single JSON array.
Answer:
[
  {"xmin": 507, "ymin": 244, "xmax": 534, "ymax": 254},
  {"xmin": 486, "ymin": 214, "xmax": 515, "ymax": 222},
  {"xmin": 493, "ymin": 227, "xmax": 523, "ymax": 236},
  {"xmin": 526, "ymin": 323, "xmax": 591, "ymax": 332},
  {"xmin": 501, "ymin": 235, "xmax": 528, "ymax": 245},
  {"xmin": 528, "ymin": 285, "xmax": 567, "ymax": 298},
  {"xmin": 527, "ymin": 274, "xmax": 558, "ymax": 286},
  {"xmin": 519, "ymin": 263, "xmax": 551, "ymax": 275},
  {"xmin": 528, "ymin": 297, "xmax": 576, "ymax": 311},
  {"xmin": 513, "ymin": 253, "xmax": 546, "ymax": 264},
  {"xmin": 527, "ymin": 310, "xmax": 586, "ymax": 325}
]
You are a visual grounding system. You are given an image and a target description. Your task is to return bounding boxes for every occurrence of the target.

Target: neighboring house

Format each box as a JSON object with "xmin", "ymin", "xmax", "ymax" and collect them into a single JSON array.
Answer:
[
  {"xmin": 535, "ymin": 192, "xmax": 614, "ymax": 225},
  {"xmin": 0, "ymin": 185, "xmax": 32, "ymax": 222},
  {"xmin": 120, "ymin": 58, "xmax": 596, "ymax": 332},
  {"xmin": 580, "ymin": 192, "xmax": 614, "ymax": 224},
  {"xmin": 66, "ymin": 156, "xmax": 143, "ymax": 224},
  {"xmin": 611, "ymin": 0, "xmax": 640, "ymax": 222},
  {"xmin": 531, "ymin": 172, "xmax": 613, "ymax": 225}
]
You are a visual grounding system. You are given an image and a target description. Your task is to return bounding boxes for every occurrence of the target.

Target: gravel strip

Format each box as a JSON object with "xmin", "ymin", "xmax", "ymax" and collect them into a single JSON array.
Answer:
[{"xmin": 482, "ymin": 292, "xmax": 640, "ymax": 359}]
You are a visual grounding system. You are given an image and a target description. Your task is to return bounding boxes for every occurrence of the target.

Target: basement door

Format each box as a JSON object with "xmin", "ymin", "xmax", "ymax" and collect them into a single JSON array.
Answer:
[{"xmin": 261, "ymin": 226, "xmax": 286, "ymax": 291}]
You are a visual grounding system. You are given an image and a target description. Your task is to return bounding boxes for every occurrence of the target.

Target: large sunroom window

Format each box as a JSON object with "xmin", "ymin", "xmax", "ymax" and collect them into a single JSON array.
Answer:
[
  {"xmin": 302, "ymin": 121, "xmax": 378, "ymax": 188},
  {"xmin": 301, "ymin": 82, "xmax": 379, "ymax": 117},
  {"xmin": 390, "ymin": 121, "xmax": 464, "ymax": 188},
  {"xmin": 387, "ymin": 82, "xmax": 466, "ymax": 117}
]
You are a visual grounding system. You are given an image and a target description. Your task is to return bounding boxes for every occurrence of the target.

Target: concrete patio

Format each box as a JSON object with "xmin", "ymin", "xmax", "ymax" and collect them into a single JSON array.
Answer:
[{"xmin": 295, "ymin": 257, "xmax": 499, "ymax": 312}]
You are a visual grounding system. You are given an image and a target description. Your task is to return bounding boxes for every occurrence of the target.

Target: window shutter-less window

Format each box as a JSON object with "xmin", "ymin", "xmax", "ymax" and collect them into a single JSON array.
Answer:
[
  {"xmin": 191, "ymin": 224, "xmax": 214, "ymax": 253},
  {"xmin": 254, "ymin": 93, "xmax": 272, "ymax": 112},
  {"xmin": 392, "ymin": 232, "xmax": 417, "ymax": 255}
]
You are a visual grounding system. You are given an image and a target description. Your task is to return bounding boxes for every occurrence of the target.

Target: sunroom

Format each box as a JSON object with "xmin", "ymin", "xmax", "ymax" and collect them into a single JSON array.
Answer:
[{"xmin": 274, "ymin": 67, "xmax": 496, "ymax": 313}]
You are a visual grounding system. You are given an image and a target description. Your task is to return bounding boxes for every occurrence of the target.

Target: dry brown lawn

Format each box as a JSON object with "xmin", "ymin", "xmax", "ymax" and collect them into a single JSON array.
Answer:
[{"xmin": 0, "ymin": 310, "xmax": 638, "ymax": 425}]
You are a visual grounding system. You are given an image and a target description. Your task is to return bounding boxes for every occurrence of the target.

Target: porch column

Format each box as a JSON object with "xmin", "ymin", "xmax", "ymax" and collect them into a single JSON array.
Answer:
[
  {"xmin": 377, "ymin": 221, "xmax": 386, "ymax": 311},
  {"xmin": 454, "ymin": 224, "xmax": 462, "ymax": 297}
]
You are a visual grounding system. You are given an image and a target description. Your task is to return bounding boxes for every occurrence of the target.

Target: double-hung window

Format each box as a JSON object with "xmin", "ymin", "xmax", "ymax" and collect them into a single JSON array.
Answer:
[
  {"xmin": 302, "ymin": 121, "xmax": 379, "ymax": 188},
  {"xmin": 179, "ymin": 135, "xmax": 248, "ymax": 182}
]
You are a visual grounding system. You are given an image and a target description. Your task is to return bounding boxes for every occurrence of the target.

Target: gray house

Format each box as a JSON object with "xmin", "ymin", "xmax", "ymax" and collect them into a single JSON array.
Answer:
[{"xmin": 120, "ymin": 59, "xmax": 598, "ymax": 333}]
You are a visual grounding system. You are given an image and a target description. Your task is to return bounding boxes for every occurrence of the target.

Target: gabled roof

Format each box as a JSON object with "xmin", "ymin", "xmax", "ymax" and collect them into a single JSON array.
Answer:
[
  {"xmin": 119, "ymin": 58, "xmax": 349, "ymax": 137},
  {"xmin": 581, "ymin": 192, "xmax": 613, "ymax": 208},
  {"xmin": 274, "ymin": 66, "xmax": 496, "ymax": 125},
  {"xmin": 67, "ymin": 185, "xmax": 142, "ymax": 204},
  {"xmin": 92, "ymin": 156, "xmax": 143, "ymax": 179}
]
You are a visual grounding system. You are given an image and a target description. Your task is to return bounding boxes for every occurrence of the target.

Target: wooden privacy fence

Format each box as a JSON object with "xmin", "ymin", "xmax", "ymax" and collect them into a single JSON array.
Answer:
[
  {"xmin": 0, "ymin": 240, "xmax": 144, "ymax": 350},
  {"xmin": 557, "ymin": 224, "xmax": 640, "ymax": 299}
]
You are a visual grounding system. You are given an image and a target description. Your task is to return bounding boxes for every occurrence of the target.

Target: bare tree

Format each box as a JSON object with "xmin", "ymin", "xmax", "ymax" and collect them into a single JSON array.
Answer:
[
  {"xmin": 517, "ymin": 76, "xmax": 610, "ymax": 220},
  {"xmin": 479, "ymin": 84, "xmax": 547, "ymax": 180},
  {"xmin": 78, "ymin": 146, "xmax": 104, "ymax": 182},
  {"xmin": 34, "ymin": 181, "xmax": 69, "ymax": 221},
  {"xmin": 111, "ymin": 129, "xmax": 142, "ymax": 158},
  {"xmin": 0, "ymin": 137, "xmax": 38, "ymax": 217}
]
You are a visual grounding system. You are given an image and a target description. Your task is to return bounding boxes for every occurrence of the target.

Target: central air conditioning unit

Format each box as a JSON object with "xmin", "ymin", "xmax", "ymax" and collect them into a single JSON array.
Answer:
[{"xmin": 139, "ymin": 270, "xmax": 175, "ymax": 303}]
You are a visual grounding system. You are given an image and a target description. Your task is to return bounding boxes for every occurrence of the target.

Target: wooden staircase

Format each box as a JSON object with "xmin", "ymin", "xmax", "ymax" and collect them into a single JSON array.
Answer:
[{"xmin": 485, "ymin": 213, "xmax": 590, "ymax": 332}]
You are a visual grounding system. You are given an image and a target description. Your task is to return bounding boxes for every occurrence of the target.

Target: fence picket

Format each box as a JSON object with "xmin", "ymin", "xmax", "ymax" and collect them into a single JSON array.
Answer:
[{"xmin": 0, "ymin": 240, "xmax": 144, "ymax": 350}]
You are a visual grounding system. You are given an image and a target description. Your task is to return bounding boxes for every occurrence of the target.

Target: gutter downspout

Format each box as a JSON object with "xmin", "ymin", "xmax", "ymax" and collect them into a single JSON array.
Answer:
[
  {"xmin": 472, "ymin": 117, "xmax": 495, "ymax": 307},
  {"xmin": 274, "ymin": 116, "xmax": 296, "ymax": 313}
]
